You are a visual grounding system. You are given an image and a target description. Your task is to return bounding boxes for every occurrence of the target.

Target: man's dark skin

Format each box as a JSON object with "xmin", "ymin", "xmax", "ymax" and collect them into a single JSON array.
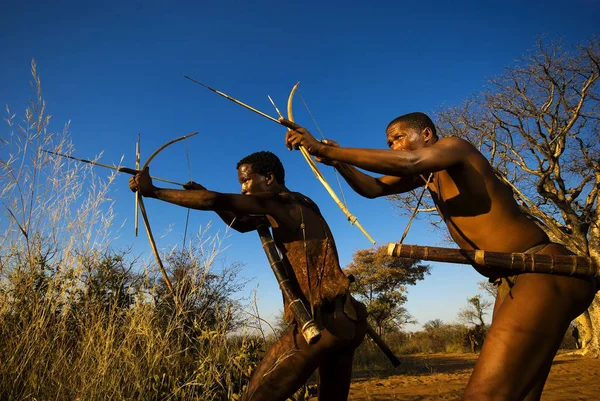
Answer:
[
  {"xmin": 129, "ymin": 152, "xmax": 366, "ymax": 401},
  {"xmin": 283, "ymin": 113, "xmax": 596, "ymax": 401}
]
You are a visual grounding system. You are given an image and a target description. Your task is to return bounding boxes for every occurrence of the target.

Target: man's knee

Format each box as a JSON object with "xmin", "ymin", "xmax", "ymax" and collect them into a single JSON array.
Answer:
[{"xmin": 463, "ymin": 387, "xmax": 513, "ymax": 401}]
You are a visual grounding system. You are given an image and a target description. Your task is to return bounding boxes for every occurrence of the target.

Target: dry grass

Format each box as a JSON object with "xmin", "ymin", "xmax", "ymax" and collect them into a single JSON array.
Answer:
[{"xmin": 0, "ymin": 61, "xmax": 264, "ymax": 401}]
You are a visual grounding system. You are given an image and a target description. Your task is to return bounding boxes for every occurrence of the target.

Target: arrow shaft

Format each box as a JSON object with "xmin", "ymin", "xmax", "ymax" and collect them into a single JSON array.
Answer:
[
  {"xmin": 184, "ymin": 75, "xmax": 281, "ymax": 124},
  {"xmin": 42, "ymin": 149, "xmax": 185, "ymax": 187}
]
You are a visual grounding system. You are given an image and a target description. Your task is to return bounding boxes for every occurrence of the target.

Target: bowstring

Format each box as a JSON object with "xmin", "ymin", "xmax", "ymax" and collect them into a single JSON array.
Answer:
[
  {"xmin": 268, "ymin": 94, "xmax": 316, "ymax": 319},
  {"xmin": 182, "ymin": 138, "xmax": 193, "ymax": 250},
  {"xmin": 296, "ymin": 90, "xmax": 430, "ymax": 246},
  {"xmin": 298, "ymin": 91, "xmax": 349, "ymax": 208},
  {"xmin": 399, "ymin": 173, "xmax": 433, "ymax": 244}
]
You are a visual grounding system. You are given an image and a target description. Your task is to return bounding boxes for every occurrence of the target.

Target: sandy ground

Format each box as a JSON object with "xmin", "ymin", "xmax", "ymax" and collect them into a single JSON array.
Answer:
[{"xmin": 314, "ymin": 352, "xmax": 599, "ymax": 400}]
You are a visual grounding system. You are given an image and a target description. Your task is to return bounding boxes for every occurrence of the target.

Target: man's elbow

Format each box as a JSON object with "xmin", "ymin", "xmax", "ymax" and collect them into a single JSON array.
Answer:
[
  {"xmin": 356, "ymin": 187, "xmax": 383, "ymax": 199},
  {"xmin": 389, "ymin": 154, "xmax": 422, "ymax": 176},
  {"xmin": 229, "ymin": 222, "xmax": 254, "ymax": 233},
  {"xmin": 362, "ymin": 191, "xmax": 380, "ymax": 199}
]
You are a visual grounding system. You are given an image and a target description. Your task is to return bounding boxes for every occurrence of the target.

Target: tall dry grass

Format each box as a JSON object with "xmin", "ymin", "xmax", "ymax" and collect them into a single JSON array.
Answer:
[{"xmin": 0, "ymin": 61, "xmax": 264, "ymax": 401}]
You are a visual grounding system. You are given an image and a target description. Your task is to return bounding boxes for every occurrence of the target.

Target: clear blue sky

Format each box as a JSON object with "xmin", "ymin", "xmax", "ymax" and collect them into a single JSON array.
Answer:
[{"xmin": 2, "ymin": 0, "xmax": 598, "ymax": 330}]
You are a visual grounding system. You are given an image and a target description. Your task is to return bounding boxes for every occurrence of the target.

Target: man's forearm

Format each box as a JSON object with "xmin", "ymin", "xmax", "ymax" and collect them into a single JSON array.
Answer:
[
  {"xmin": 152, "ymin": 188, "xmax": 219, "ymax": 210},
  {"xmin": 149, "ymin": 188, "xmax": 255, "ymax": 232},
  {"xmin": 320, "ymin": 146, "xmax": 418, "ymax": 176},
  {"xmin": 334, "ymin": 163, "xmax": 385, "ymax": 199}
]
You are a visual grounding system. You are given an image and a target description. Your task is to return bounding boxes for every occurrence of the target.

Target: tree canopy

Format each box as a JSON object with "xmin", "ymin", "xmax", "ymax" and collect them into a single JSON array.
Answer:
[{"xmin": 345, "ymin": 245, "xmax": 429, "ymax": 335}]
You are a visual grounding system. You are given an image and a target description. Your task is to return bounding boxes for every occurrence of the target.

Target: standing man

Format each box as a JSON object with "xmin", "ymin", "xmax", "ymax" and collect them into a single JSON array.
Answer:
[
  {"xmin": 129, "ymin": 151, "xmax": 366, "ymax": 401},
  {"xmin": 283, "ymin": 112, "xmax": 596, "ymax": 401}
]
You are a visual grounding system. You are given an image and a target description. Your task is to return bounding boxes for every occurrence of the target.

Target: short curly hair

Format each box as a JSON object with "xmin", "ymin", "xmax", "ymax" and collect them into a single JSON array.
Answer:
[
  {"xmin": 236, "ymin": 151, "xmax": 285, "ymax": 185},
  {"xmin": 386, "ymin": 112, "xmax": 437, "ymax": 138}
]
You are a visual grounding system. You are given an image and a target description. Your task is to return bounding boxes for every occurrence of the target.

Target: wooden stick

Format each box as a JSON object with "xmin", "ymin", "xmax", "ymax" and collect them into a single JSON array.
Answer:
[
  {"xmin": 387, "ymin": 243, "xmax": 599, "ymax": 278},
  {"xmin": 41, "ymin": 149, "xmax": 185, "ymax": 187},
  {"xmin": 365, "ymin": 323, "xmax": 401, "ymax": 367}
]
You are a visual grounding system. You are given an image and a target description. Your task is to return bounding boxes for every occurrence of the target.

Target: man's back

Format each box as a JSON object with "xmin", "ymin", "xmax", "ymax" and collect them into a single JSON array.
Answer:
[{"xmin": 268, "ymin": 191, "xmax": 350, "ymax": 317}]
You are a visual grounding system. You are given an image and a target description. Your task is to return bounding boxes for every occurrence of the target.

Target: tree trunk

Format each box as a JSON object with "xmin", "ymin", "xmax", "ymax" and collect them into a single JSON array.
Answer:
[
  {"xmin": 575, "ymin": 296, "xmax": 600, "ymax": 357},
  {"xmin": 575, "ymin": 203, "xmax": 600, "ymax": 358}
]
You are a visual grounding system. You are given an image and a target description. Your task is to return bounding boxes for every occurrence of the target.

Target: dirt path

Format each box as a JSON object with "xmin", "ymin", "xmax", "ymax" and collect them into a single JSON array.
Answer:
[{"xmin": 324, "ymin": 353, "xmax": 599, "ymax": 400}]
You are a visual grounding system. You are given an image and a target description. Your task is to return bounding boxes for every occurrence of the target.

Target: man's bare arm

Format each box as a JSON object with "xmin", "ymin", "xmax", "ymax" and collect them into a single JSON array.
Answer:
[
  {"xmin": 325, "ymin": 137, "xmax": 468, "ymax": 176},
  {"xmin": 314, "ymin": 139, "xmax": 424, "ymax": 198},
  {"xmin": 334, "ymin": 163, "xmax": 424, "ymax": 198},
  {"xmin": 130, "ymin": 171, "xmax": 290, "ymax": 232},
  {"xmin": 214, "ymin": 212, "xmax": 258, "ymax": 233},
  {"xmin": 285, "ymin": 125, "xmax": 469, "ymax": 176},
  {"xmin": 182, "ymin": 182, "xmax": 255, "ymax": 232},
  {"xmin": 151, "ymin": 189, "xmax": 286, "ymax": 219}
]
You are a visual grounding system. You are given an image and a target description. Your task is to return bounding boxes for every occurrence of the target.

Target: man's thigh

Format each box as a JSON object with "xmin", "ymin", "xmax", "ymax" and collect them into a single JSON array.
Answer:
[
  {"xmin": 242, "ymin": 326, "xmax": 323, "ymax": 401},
  {"xmin": 464, "ymin": 272, "xmax": 594, "ymax": 400},
  {"xmin": 317, "ymin": 347, "xmax": 356, "ymax": 401},
  {"xmin": 242, "ymin": 319, "xmax": 359, "ymax": 401}
]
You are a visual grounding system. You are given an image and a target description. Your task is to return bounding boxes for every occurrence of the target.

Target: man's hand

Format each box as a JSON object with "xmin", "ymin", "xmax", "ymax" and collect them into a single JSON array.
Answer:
[
  {"xmin": 315, "ymin": 139, "xmax": 340, "ymax": 166},
  {"xmin": 281, "ymin": 118, "xmax": 323, "ymax": 156},
  {"xmin": 129, "ymin": 167, "xmax": 157, "ymax": 198},
  {"xmin": 183, "ymin": 181, "xmax": 206, "ymax": 190}
]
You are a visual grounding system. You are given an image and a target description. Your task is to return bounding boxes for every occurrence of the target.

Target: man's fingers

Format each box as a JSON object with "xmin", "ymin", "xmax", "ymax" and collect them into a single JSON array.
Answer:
[
  {"xmin": 128, "ymin": 177, "xmax": 138, "ymax": 192},
  {"xmin": 288, "ymin": 135, "xmax": 302, "ymax": 150},
  {"xmin": 285, "ymin": 131, "xmax": 297, "ymax": 151}
]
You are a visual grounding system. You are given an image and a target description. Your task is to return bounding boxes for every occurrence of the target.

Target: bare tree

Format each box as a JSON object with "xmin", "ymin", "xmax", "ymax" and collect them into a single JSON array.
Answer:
[
  {"xmin": 458, "ymin": 295, "xmax": 493, "ymax": 328},
  {"xmin": 478, "ymin": 280, "xmax": 498, "ymax": 300},
  {"xmin": 391, "ymin": 37, "xmax": 600, "ymax": 356}
]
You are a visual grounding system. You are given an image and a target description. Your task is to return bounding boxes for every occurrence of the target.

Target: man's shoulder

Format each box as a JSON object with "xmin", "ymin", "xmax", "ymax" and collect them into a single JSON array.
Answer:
[
  {"xmin": 437, "ymin": 135, "xmax": 475, "ymax": 149},
  {"xmin": 282, "ymin": 191, "xmax": 322, "ymax": 214},
  {"xmin": 436, "ymin": 136, "xmax": 483, "ymax": 162},
  {"xmin": 234, "ymin": 191, "xmax": 289, "ymax": 208}
]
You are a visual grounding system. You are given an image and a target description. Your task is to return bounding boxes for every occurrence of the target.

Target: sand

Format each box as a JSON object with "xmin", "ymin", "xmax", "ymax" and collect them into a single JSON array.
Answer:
[{"xmin": 312, "ymin": 352, "xmax": 599, "ymax": 400}]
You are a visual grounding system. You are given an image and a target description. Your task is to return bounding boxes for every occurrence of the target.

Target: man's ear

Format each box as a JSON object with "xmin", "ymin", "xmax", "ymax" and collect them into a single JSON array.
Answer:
[
  {"xmin": 422, "ymin": 127, "xmax": 434, "ymax": 143},
  {"xmin": 265, "ymin": 172, "xmax": 275, "ymax": 186}
]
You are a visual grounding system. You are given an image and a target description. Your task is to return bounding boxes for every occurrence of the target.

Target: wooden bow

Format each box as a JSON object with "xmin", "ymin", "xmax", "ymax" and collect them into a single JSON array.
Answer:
[
  {"xmin": 286, "ymin": 83, "xmax": 375, "ymax": 244},
  {"xmin": 183, "ymin": 75, "xmax": 374, "ymax": 243},
  {"xmin": 136, "ymin": 132, "xmax": 199, "ymax": 314}
]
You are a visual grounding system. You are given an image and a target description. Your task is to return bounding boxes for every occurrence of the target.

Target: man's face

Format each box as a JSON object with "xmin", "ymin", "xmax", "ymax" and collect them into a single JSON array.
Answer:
[
  {"xmin": 237, "ymin": 164, "xmax": 269, "ymax": 195},
  {"xmin": 386, "ymin": 122, "xmax": 425, "ymax": 151}
]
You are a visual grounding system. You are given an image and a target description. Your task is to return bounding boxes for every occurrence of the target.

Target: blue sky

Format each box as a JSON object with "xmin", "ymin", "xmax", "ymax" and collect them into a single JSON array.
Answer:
[{"xmin": 2, "ymin": 0, "xmax": 598, "ymax": 330}]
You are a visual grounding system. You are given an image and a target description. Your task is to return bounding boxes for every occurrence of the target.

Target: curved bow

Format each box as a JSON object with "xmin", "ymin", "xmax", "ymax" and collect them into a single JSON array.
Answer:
[
  {"xmin": 286, "ymin": 83, "xmax": 375, "ymax": 244},
  {"xmin": 136, "ymin": 132, "xmax": 199, "ymax": 314},
  {"xmin": 183, "ymin": 75, "xmax": 374, "ymax": 243}
]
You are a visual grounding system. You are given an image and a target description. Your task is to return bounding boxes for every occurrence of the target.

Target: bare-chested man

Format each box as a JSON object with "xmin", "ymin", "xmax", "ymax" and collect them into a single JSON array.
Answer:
[
  {"xmin": 283, "ymin": 112, "xmax": 597, "ymax": 401},
  {"xmin": 129, "ymin": 151, "xmax": 367, "ymax": 401}
]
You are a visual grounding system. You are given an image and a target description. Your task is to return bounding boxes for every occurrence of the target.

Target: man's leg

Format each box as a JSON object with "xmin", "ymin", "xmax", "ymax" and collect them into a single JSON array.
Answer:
[
  {"xmin": 242, "ymin": 325, "xmax": 323, "ymax": 401},
  {"xmin": 242, "ymin": 316, "xmax": 363, "ymax": 401},
  {"xmin": 316, "ymin": 304, "xmax": 367, "ymax": 401},
  {"xmin": 317, "ymin": 346, "xmax": 356, "ymax": 401},
  {"xmin": 463, "ymin": 269, "xmax": 594, "ymax": 400}
]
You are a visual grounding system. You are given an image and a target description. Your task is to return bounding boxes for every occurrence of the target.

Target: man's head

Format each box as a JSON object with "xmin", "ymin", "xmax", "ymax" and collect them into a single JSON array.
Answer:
[
  {"xmin": 386, "ymin": 112, "xmax": 438, "ymax": 151},
  {"xmin": 236, "ymin": 151, "xmax": 285, "ymax": 194}
]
